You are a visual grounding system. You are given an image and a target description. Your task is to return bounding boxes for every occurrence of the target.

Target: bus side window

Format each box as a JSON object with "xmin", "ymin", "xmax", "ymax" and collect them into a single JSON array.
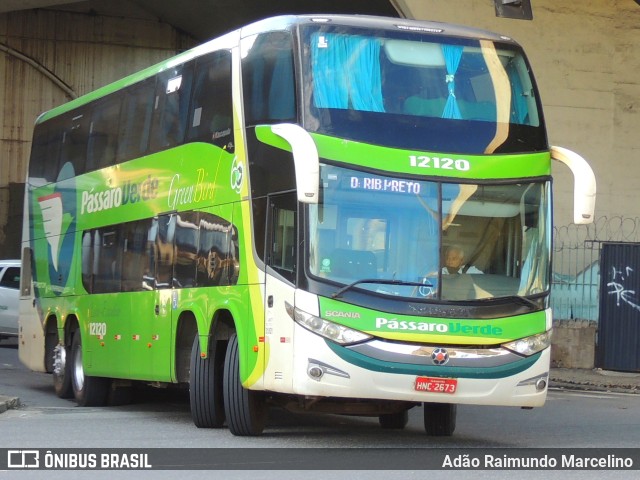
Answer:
[
  {"xmin": 155, "ymin": 214, "xmax": 176, "ymax": 289},
  {"xmin": 196, "ymin": 212, "xmax": 237, "ymax": 287},
  {"xmin": 81, "ymin": 231, "xmax": 94, "ymax": 293},
  {"xmin": 87, "ymin": 96, "xmax": 121, "ymax": 172},
  {"xmin": 174, "ymin": 212, "xmax": 199, "ymax": 288},
  {"xmin": 267, "ymin": 192, "xmax": 297, "ymax": 282},
  {"xmin": 121, "ymin": 219, "xmax": 153, "ymax": 292},
  {"xmin": 144, "ymin": 218, "xmax": 159, "ymax": 290},
  {"xmin": 242, "ymin": 31, "xmax": 296, "ymax": 126},
  {"xmin": 92, "ymin": 226, "xmax": 123, "ymax": 294},
  {"xmin": 187, "ymin": 50, "xmax": 234, "ymax": 151},
  {"xmin": 117, "ymin": 78, "xmax": 155, "ymax": 162},
  {"xmin": 60, "ymin": 109, "xmax": 91, "ymax": 178},
  {"xmin": 149, "ymin": 62, "xmax": 194, "ymax": 152},
  {"xmin": 29, "ymin": 119, "xmax": 62, "ymax": 185}
]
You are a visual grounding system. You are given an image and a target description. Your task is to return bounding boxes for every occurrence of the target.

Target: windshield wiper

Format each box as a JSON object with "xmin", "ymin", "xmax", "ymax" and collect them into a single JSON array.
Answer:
[{"xmin": 331, "ymin": 278, "xmax": 433, "ymax": 299}]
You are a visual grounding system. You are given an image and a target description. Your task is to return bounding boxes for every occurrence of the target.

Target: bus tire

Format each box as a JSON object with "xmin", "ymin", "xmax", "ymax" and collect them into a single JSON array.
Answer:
[
  {"xmin": 423, "ymin": 402, "xmax": 456, "ymax": 436},
  {"xmin": 44, "ymin": 324, "xmax": 58, "ymax": 373},
  {"xmin": 70, "ymin": 332, "xmax": 109, "ymax": 407},
  {"xmin": 190, "ymin": 334, "xmax": 225, "ymax": 428},
  {"xmin": 379, "ymin": 410, "xmax": 409, "ymax": 429},
  {"xmin": 53, "ymin": 343, "xmax": 73, "ymax": 399},
  {"xmin": 223, "ymin": 333, "xmax": 266, "ymax": 436}
]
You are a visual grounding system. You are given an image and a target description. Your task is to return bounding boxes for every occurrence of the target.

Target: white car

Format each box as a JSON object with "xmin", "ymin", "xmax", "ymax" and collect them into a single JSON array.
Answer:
[{"xmin": 0, "ymin": 260, "xmax": 20, "ymax": 340}]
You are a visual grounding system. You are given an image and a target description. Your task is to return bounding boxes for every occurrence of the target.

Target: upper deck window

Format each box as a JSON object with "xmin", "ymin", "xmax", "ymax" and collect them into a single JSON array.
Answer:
[
  {"xmin": 300, "ymin": 25, "xmax": 547, "ymax": 154},
  {"xmin": 242, "ymin": 31, "xmax": 296, "ymax": 126}
]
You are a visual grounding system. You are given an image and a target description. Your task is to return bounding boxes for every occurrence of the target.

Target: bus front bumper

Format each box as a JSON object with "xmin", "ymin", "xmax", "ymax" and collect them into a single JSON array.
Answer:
[{"xmin": 289, "ymin": 325, "xmax": 550, "ymax": 408}]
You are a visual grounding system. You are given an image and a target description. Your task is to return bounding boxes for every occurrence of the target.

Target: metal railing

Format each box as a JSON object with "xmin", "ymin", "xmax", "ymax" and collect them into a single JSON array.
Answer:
[{"xmin": 551, "ymin": 216, "xmax": 640, "ymax": 321}]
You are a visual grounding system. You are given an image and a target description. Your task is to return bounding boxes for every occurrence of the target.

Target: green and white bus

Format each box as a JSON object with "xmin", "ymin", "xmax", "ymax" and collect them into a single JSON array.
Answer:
[{"xmin": 19, "ymin": 14, "xmax": 596, "ymax": 436}]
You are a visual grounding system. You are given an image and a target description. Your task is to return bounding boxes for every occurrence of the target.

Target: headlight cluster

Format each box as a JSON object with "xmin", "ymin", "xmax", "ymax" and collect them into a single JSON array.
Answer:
[
  {"xmin": 502, "ymin": 330, "xmax": 552, "ymax": 356},
  {"xmin": 286, "ymin": 303, "xmax": 371, "ymax": 345}
]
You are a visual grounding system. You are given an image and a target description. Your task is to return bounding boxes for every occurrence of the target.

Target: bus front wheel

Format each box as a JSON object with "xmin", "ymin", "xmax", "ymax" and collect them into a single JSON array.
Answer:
[
  {"xmin": 223, "ymin": 333, "xmax": 266, "ymax": 436},
  {"xmin": 423, "ymin": 402, "xmax": 456, "ymax": 436},
  {"xmin": 70, "ymin": 332, "xmax": 109, "ymax": 407},
  {"xmin": 190, "ymin": 334, "xmax": 225, "ymax": 428}
]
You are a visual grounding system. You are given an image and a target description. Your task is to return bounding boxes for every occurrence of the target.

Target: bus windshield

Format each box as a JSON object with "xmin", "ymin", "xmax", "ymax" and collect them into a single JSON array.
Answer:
[
  {"xmin": 300, "ymin": 25, "xmax": 547, "ymax": 154},
  {"xmin": 307, "ymin": 165, "xmax": 551, "ymax": 301}
]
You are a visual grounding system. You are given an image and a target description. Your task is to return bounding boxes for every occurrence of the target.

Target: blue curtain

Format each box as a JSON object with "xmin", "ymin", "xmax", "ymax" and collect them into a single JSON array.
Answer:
[
  {"xmin": 506, "ymin": 62, "xmax": 529, "ymax": 125},
  {"xmin": 345, "ymin": 37, "xmax": 384, "ymax": 112},
  {"xmin": 311, "ymin": 33, "xmax": 384, "ymax": 112},
  {"xmin": 311, "ymin": 33, "xmax": 349, "ymax": 109},
  {"xmin": 441, "ymin": 45, "xmax": 464, "ymax": 119}
]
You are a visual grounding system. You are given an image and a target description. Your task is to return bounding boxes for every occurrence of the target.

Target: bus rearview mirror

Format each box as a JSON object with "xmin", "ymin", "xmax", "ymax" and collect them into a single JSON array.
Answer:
[
  {"xmin": 271, "ymin": 124, "xmax": 319, "ymax": 204},
  {"xmin": 551, "ymin": 146, "xmax": 596, "ymax": 225}
]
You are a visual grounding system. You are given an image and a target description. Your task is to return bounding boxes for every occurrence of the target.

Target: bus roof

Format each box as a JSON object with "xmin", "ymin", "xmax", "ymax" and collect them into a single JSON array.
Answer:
[
  {"xmin": 36, "ymin": 14, "xmax": 519, "ymax": 124},
  {"xmin": 241, "ymin": 14, "xmax": 517, "ymax": 44}
]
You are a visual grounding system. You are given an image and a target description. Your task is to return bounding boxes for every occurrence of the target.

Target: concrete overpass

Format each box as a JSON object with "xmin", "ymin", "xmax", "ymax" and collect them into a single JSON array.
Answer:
[
  {"xmin": 1, "ymin": 0, "xmax": 639, "ymax": 271},
  {"xmin": 0, "ymin": 0, "xmax": 406, "ymax": 40}
]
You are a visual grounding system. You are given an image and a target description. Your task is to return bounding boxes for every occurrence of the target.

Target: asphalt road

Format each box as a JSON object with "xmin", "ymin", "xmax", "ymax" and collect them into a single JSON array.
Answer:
[{"xmin": 1, "ymin": 336, "xmax": 638, "ymax": 479}]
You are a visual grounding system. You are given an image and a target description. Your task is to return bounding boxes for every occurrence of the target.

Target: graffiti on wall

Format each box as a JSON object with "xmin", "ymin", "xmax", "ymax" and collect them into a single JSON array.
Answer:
[{"xmin": 607, "ymin": 265, "xmax": 640, "ymax": 312}]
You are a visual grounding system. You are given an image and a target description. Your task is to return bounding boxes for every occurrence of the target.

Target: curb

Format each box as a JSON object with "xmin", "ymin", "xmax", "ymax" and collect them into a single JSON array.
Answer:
[
  {"xmin": 549, "ymin": 380, "xmax": 639, "ymax": 395},
  {"xmin": 0, "ymin": 395, "xmax": 20, "ymax": 413}
]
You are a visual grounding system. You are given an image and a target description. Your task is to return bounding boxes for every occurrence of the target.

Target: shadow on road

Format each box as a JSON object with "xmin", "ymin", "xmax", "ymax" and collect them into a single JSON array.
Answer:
[{"xmin": 0, "ymin": 337, "xmax": 18, "ymax": 349}]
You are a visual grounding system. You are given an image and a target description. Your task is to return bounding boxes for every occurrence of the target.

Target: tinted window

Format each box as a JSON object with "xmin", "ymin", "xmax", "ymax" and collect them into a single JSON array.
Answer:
[
  {"xmin": 155, "ymin": 214, "xmax": 176, "ymax": 289},
  {"xmin": 242, "ymin": 31, "xmax": 296, "ymax": 126},
  {"xmin": 301, "ymin": 25, "xmax": 547, "ymax": 154},
  {"xmin": 60, "ymin": 110, "xmax": 91, "ymax": 178},
  {"xmin": 149, "ymin": 62, "xmax": 194, "ymax": 151},
  {"xmin": 197, "ymin": 212, "xmax": 238, "ymax": 287},
  {"xmin": 121, "ymin": 219, "xmax": 154, "ymax": 292},
  {"xmin": 268, "ymin": 192, "xmax": 297, "ymax": 281},
  {"xmin": 0, "ymin": 267, "xmax": 20, "ymax": 289},
  {"xmin": 251, "ymin": 197, "xmax": 268, "ymax": 264},
  {"xmin": 29, "ymin": 119, "xmax": 62, "ymax": 184},
  {"xmin": 187, "ymin": 51, "xmax": 234, "ymax": 151},
  {"xmin": 117, "ymin": 78, "xmax": 155, "ymax": 161},
  {"xmin": 80, "ymin": 211, "xmax": 239, "ymax": 293},
  {"xmin": 87, "ymin": 96, "xmax": 121, "ymax": 171},
  {"xmin": 92, "ymin": 226, "xmax": 122, "ymax": 294},
  {"xmin": 174, "ymin": 211, "xmax": 199, "ymax": 288}
]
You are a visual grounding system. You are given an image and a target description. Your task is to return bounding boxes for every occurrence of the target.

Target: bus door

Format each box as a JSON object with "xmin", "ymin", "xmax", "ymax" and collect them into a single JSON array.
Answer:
[
  {"xmin": 129, "ymin": 213, "xmax": 175, "ymax": 381},
  {"xmin": 82, "ymin": 226, "xmax": 131, "ymax": 379},
  {"xmin": 263, "ymin": 192, "xmax": 297, "ymax": 390}
]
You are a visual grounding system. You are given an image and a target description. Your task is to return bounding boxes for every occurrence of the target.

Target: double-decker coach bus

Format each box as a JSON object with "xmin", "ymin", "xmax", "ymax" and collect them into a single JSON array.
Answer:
[{"xmin": 19, "ymin": 14, "xmax": 596, "ymax": 436}]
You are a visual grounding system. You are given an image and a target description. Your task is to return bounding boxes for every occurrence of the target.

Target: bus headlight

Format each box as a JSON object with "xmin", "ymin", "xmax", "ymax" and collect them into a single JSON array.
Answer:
[
  {"xmin": 502, "ymin": 330, "xmax": 552, "ymax": 356},
  {"xmin": 286, "ymin": 303, "xmax": 372, "ymax": 345}
]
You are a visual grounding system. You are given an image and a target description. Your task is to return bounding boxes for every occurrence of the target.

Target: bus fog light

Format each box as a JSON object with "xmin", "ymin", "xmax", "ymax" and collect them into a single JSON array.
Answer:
[
  {"xmin": 307, "ymin": 359, "xmax": 350, "ymax": 380},
  {"xmin": 535, "ymin": 378, "xmax": 547, "ymax": 392},
  {"xmin": 308, "ymin": 365, "xmax": 324, "ymax": 380}
]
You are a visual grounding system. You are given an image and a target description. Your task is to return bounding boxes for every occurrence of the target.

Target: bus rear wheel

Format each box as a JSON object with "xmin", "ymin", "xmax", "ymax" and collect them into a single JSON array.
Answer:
[
  {"xmin": 70, "ymin": 332, "xmax": 109, "ymax": 407},
  {"xmin": 223, "ymin": 333, "xmax": 266, "ymax": 436},
  {"xmin": 190, "ymin": 334, "xmax": 225, "ymax": 428},
  {"xmin": 423, "ymin": 402, "xmax": 456, "ymax": 436},
  {"xmin": 53, "ymin": 343, "xmax": 73, "ymax": 399}
]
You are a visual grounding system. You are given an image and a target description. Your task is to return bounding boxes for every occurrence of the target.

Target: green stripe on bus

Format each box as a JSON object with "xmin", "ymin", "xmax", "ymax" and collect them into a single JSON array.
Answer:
[{"xmin": 255, "ymin": 125, "xmax": 551, "ymax": 180}]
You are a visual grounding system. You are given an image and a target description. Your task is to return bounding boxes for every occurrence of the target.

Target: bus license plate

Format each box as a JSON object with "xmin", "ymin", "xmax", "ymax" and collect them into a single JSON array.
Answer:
[{"xmin": 415, "ymin": 377, "xmax": 457, "ymax": 394}]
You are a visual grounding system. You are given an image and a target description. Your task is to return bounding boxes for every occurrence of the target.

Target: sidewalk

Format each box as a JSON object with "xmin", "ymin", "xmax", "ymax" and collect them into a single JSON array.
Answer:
[
  {"xmin": 549, "ymin": 367, "xmax": 640, "ymax": 394},
  {"xmin": 1, "ymin": 368, "xmax": 637, "ymax": 414}
]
